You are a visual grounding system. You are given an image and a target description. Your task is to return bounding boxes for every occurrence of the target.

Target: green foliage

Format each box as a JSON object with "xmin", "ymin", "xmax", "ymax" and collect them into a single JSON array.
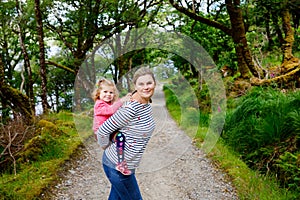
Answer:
[
  {"xmin": 46, "ymin": 67, "xmax": 75, "ymax": 112},
  {"xmin": 223, "ymin": 87, "xmax": 296, "ymax": 151},
  {"xmin": 163, "ymin": 80, "xmax": 210, "ymax": 129},
  {"xmin": 276, "ymin": 152, "xmax": 300, "ymax": 193},
  {"xmin": 163, "ymin": 84, "xmax": 181, "ymax": 123},
  {"xmin": 0, "ymin": 111, "xmax": 90, "ymax": 199},
  {"xmin": 222, "ymin": 87, "xmax": 300, "ymax": 196},
  {"xmin": 177, "ymin": 12, "xmax": 237, "ymax": 70}
]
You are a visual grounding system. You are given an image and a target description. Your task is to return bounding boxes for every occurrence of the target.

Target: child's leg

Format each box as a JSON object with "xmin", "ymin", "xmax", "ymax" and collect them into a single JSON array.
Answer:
[
  {"xmin": 115, "ymin": 132, "xmax": 125, "ymax": 163},
  {"xmin": 115, "ymin": 132, "xmax": 131, "ymax": 175}
]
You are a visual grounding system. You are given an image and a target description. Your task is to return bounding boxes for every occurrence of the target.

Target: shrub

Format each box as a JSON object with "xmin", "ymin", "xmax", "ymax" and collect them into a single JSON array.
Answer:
[{"xmin": 0, "ymin": 118, "xmax": 35, "ymax": 174}]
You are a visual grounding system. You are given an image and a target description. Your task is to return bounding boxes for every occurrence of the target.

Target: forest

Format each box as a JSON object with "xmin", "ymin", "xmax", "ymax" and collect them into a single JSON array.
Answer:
[{"xmin": 1, "ymin": 0, "xmax": 300, "ymax": 199}]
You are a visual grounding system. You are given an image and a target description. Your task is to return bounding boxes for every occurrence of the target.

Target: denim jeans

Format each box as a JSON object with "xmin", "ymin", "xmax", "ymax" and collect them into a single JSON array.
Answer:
[{"xmin": 102, "ymin": 156, "xmax": 142, "ymax": 200}]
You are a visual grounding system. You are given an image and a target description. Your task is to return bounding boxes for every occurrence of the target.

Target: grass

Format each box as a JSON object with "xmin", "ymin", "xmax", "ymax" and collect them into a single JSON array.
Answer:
[
  {"xmin": 208, "ymin": 140, "xmax": 296, "ymax": 200},
  {"xmin": 0, "ymin": 111, "xmax": 92, "ymax": 200},
  {"xmin": 163, "ymin": 86, "xmax": 298, "ymax": 200}
]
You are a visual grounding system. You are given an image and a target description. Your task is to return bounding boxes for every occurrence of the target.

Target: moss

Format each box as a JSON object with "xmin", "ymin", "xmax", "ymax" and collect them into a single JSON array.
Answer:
[
  {"xmin": 251, "ymin": 64, "xmax": 300, "ymax": 89},
  {"xmin": 19, "ymin": 133, "xmax": 55, "ymax": 162},
  {"xmin": 56, "ymin": 120, "xmax": 75, "ymax": 128},
  {"xmin": 38, "ymin": 119, "xmax": 55, "ymax": 129},
  {"xmin": 17, "ymin": 120, "xmax": 65, "ymax": 163},
  {"xmin": 38, "ymin": 119, "xmax": 64, "ymax": 137},
  {"xmin": 281, "ymin": 57, "xmax": 299, "ymax": 73},
  {"xmin": 225, "ymin": 79, "xmax": 252, "ymax": 98}
]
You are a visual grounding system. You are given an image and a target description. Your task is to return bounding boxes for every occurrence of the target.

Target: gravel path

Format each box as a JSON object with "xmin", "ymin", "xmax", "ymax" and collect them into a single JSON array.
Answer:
[{"xmin": 44, "ymin": 84, "xmax": 239, "ymax": 200}]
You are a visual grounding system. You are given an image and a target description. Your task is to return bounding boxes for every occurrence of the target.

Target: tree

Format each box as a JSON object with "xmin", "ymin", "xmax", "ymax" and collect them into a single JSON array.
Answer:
[
  {"xmin": 34, "ymin": 0, "xmax": 49, "ymax": 113},
  {"xmin": 43, "ymin": 0, "xmax": 162, "ymax": 111},
  {"xmin": 169, "ymin": 0, "xmax": 262, "ymax": 79},
  {"xmin": 169, "ymin": 0, "xmax": 300, "ymax": 88},
  {"xmin": 0, "ymin": 1, "xmax": 37, "ymax": 121},
  {"xmin": 250, "ymin": 0, "xmax": 300, "ymax": 88},
  {"xmin": 16, "ymin": 0, "xmax": 35, "ymax": 115}
]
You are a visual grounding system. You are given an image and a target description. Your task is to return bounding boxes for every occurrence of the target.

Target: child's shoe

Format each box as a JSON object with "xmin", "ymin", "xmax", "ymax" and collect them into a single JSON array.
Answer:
[{"xmin": 116, "ymin": 160, "xmax": 131, "ymax": 175}]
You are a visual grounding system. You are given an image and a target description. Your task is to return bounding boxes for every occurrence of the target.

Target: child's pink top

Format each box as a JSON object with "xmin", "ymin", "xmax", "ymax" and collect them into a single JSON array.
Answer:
[{"xmin": 93, "ymin": 99, "xmax": 123, "ymax": 132}]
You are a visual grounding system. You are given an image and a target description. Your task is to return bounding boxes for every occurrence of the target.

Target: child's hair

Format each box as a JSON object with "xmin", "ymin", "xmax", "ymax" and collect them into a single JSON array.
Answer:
[{"xmin": 92, "ymin": 79, "xmax": 119, "ymax": 102}]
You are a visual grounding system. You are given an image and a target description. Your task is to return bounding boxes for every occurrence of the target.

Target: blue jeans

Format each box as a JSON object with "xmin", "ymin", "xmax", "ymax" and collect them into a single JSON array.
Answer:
[{"xmin": 103, "ymin": 163, "xmax": 142, "ymax": 200}]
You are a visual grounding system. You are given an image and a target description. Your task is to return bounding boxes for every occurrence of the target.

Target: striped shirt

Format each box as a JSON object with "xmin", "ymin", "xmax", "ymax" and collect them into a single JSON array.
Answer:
[{"xmin": 96, "ymin": 100, "xmax": 155, "ymax": 170}]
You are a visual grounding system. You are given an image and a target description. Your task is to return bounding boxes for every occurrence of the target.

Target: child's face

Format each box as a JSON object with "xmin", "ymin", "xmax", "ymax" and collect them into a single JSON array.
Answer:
[{"xmin": 99, "ymin": 85, "xmax": 115, "ymax": 102}]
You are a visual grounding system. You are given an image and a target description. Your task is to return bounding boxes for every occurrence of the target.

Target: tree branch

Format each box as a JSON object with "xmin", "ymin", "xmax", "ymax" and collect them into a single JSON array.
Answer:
[
  {"xmin": 169, "ymin": 0, "xmax": 232, "ymax": 36},
  {"xmin": 45, "ymin": 60, "xmax": 75, "ymax": 74}
]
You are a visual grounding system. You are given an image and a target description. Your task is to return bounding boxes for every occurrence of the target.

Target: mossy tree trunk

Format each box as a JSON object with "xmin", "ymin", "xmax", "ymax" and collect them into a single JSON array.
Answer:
[
  {"xmin": 225, "ymin": 0, "xmax": 264, "ymax": 79},
  {"xmin": 252, "ymin": 5, "xmax": 300, "ymax": 88},
  {"xmin": 281, "ymin": 7, "xmax": 299, "ymax": 72},
  {"xmin": 34, "ymin": 0, "xmax": 49, "ymax": 113},
  {"xmin": 0, "ymin": 57, "xmax": 33, "ymax": 123}
]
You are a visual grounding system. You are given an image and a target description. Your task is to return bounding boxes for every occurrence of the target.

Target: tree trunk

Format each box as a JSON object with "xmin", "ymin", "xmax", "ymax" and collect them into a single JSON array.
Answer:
[
  {"xmin": 34, "ymin": 0, "xmax": 48, "ymax": 113},
  {"xmin": 281, "ymin": 8, "xmax": 299, "ymax": 73},
  {"xmin": 16, "ymin": 0, "xmax": 35, "ymax": 115},
  {"xmin": 225, "ymin": 0, "xmax": 263, "ymax": 79},
  {"xmin": 251, "ymin": 66, "xmax": 300, "ymax": 88},
  {"xmin": 0, "ymin": 55, "xmax": 9, "ymax": 122},
  {"xmin": 265, "ymin": 11, "xmax": 274, "ymax": 50}
]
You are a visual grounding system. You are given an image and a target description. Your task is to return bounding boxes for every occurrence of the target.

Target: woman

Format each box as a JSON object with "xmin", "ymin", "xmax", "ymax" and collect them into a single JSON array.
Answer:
[{"xmin": 97, "ymin": 67, "xmax": 156, "ymax": 200}]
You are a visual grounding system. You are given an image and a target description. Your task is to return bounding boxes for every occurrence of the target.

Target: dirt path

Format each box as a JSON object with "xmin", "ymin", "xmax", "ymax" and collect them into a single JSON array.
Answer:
[{"xmin": 45, "ymin": 84, "xmax": 238, "ymax": 200}]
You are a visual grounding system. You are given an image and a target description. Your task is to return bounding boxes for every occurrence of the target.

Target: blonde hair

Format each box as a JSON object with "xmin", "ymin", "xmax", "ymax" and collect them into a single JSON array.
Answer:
[
  {"xmin": 133, "ymin": 67, "xmax": 156, "ymax": 85},
  {"xmin": 92, "ymin": 79, "xmax": 119, "ymax": 102}
]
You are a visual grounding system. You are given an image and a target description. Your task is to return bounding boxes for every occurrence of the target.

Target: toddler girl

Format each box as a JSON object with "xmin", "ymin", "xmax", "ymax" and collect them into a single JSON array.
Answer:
[{"xmin": 92, "ymin": 79, "xmax": 131, "ymax": 175}]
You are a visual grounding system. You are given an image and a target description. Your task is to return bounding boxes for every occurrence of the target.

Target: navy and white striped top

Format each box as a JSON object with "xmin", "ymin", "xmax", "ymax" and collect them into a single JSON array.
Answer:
[{"xmin": 97, "ymin": 100, "xmax": 155, "ymax": 170}]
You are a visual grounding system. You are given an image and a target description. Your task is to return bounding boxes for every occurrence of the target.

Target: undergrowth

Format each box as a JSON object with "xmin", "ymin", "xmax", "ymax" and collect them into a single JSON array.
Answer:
[
  {"xmin": 0, "ymin": 111, "xmax": 92, "ymax": 200},
  {"xmin": 223, "ymin": 87, "xmax": 300, "ymax": 197}
]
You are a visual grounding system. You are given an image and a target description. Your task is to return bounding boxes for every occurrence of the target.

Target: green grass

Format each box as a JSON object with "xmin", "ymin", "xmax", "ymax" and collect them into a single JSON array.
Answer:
[
  {"xmin": 223, "ymin": 87, "xmax": 300, "ymax": 196},
  {"xmin": 163, "ymin": 86, "xmax": 298, "ymax": 200},
  {"xmin": 0, "ymin": 111, "xmax": 92, "ymax": 200},
  {"xmin": 207, "ymin": 140, "xmax": 296, "ymax": 200}
]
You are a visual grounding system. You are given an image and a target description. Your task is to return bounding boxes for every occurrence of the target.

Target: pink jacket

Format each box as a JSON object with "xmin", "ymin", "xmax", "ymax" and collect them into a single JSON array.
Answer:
[{"xmin": 93, "ymin": 99, "xmax": 123, "ymax": 132}]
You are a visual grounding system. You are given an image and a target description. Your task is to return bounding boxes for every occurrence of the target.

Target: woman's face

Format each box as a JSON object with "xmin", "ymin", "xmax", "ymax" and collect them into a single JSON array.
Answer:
[{"xmin": 134, "ymin": 74, "xmax": 156, "ymax": 103}]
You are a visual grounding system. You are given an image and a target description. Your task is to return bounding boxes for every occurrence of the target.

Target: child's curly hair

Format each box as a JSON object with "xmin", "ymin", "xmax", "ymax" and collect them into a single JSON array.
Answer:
[{"xmin": 92, "ymin": 79, "xmax": 119, "ymax": 103}]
